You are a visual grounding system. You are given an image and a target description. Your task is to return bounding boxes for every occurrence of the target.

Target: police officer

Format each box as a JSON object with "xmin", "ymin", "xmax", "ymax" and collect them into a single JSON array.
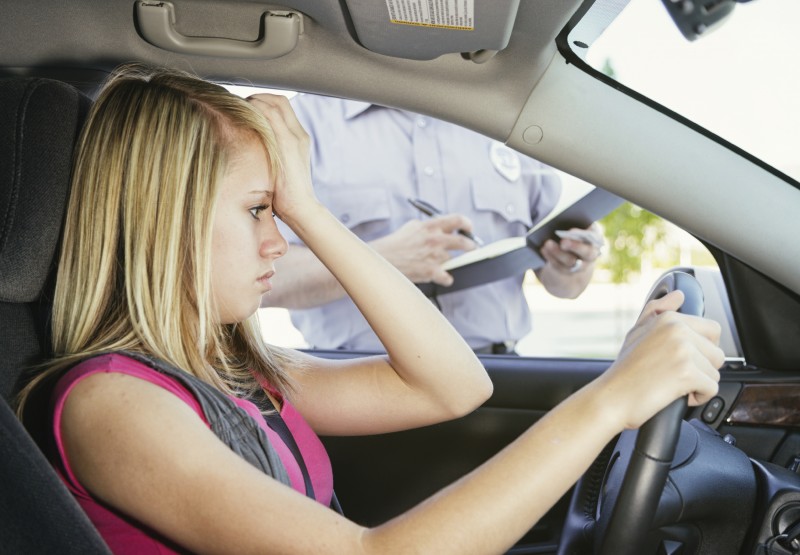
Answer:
[{"xmin": 262, "ymin": 95, "xmax": 603, "ymax": 353}]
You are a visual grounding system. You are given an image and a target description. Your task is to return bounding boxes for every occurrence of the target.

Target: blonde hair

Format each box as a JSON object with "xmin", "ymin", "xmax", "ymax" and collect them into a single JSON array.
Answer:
[{"xmin": 17, "ymin": 64, "xmax": 297, "ymax": 414}]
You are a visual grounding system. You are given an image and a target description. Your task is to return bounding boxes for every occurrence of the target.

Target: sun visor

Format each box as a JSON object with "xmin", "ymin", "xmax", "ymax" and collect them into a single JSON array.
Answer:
[{"xmin": 343, "ymin": 0, "xmax": 520, "ymax": 61}]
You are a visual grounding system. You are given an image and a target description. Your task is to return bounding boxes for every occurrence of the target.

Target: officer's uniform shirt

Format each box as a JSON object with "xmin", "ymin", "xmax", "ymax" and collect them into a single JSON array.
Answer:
[{"xmin": 278, "ymin": 95, "xmax": 561, "ymax": 351}]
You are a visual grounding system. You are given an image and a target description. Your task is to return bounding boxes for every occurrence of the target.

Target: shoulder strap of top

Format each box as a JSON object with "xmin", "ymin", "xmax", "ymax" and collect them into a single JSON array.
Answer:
[{"xmin": 112, "ymin": 351, "xmax": 291, "ymax": 488}]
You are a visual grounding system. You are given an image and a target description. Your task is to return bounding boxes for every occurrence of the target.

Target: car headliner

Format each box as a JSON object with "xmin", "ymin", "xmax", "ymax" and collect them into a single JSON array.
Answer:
[{"xmin": 2, "ymin": 1, "xmax": 799, "ymax": 304}]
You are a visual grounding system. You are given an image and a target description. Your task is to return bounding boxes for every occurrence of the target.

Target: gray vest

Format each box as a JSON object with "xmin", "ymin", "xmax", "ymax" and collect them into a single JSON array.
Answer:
[{"xmin": 114, "ymin": 351, "xmax": 292, "ymax": 487}]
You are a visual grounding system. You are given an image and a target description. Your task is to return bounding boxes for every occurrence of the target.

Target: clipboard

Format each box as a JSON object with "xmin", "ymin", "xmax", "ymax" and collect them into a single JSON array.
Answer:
[{"xmin": 417, "ymin": 187, "xmax": 624, "ymax": 297}]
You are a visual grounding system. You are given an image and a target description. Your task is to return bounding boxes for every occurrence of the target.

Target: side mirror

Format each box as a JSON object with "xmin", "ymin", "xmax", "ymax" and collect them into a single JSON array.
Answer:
[{"xmin": 660, "ymin": 0, "xmax": 755, "ymax": 41}]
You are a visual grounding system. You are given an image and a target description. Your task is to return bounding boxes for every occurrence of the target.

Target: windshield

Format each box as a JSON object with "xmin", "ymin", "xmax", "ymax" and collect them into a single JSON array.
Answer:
[{"xmin": 582, "ymin": 0, "xmax": 800, "ymax": 183}]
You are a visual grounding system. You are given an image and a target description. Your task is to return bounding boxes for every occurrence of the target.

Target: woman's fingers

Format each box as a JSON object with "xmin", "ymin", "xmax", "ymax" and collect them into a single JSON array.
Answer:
[
  {"xmin": 686, "ymin": 351, "xmax": 723, "ymax": 406},
  {"xmin": 248, "ymin": 94, "xmax": 307, "ymax": 142},
  {"xmin": 683, "ymin": 324, "xmax": 724, "ymax": 405},
  {"xmin": 607, "ymin": 303, "xmax": 724, "ymax": 429},
  {"xmin": 245, "ymin": 94, "xmax": 317, "ymax": 222},
  {"xmin": 641, "ymin": 290, "xmax": 685, "ymax": 319}
]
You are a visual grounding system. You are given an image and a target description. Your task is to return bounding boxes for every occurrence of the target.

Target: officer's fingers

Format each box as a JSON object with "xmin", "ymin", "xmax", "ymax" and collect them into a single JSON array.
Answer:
[
  {"xmin": 588, "ymin": 223, "xmax": 605, "ymax": 242},
  {"xmin": 431, "ymin": 214, "xmax": 474, "ymax": 234},
  {"xmin": 430, "ymin": 269, "xmax": 455, "ymax": 287},
  {"xmin": 560, "ymin": 240, "xmax": 597, "ymax": 262},
  {"xmin": 540, "ymin": 239, "xmax": 577, "ymax": 267},
  {"xmin": 439, "ymin": 232, "xmax": 476, "ymax": 252},
  {"xmin": 424, "ymin": 215, "xmax": 477, "ymax": 252}
]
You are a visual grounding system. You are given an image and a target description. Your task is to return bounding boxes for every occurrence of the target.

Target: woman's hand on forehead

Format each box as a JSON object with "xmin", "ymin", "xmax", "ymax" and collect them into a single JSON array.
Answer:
[{"xmin": 247, "ymin": 94, "xmax": 319, "ymax": 225}]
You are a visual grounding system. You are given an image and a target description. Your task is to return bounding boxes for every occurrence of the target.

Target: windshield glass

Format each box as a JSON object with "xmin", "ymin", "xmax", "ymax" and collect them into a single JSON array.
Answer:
[{"xmin": 583, "ymin": 0, "xmax": 800, "ymax": 182}]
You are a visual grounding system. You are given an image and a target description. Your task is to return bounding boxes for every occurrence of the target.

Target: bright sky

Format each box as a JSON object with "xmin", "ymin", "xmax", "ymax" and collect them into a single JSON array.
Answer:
[
  {"xmin": 224, "ymin": 84, "xmax": 295, "ymax": 99},
  {"xmin": 587, "ymin": 0, "xmax": 800, "ymax": 181}
]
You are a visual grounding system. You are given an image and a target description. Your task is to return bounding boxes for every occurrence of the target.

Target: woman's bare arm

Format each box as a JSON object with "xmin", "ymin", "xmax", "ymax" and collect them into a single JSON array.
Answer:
[
  {"xmin": 62, "ymin": 298, "xmax": 722, "ymax": 554},
  {"xmin": 249, "ymin": 94, "xmax": 493, "ymax": 434}
]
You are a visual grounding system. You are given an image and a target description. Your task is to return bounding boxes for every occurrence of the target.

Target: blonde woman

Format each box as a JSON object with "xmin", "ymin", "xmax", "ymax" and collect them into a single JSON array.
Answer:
[{"xmin": 17, "ymin": 64, "xmax": 723, "ymax": 554}]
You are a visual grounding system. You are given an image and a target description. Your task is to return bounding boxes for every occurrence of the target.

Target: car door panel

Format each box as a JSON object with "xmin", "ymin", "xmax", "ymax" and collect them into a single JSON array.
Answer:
[
  {"xmin": 321, "ymin": 353, "xmax": 800, "ymax": 554},
  {"xmin": 320, "ymin": 355, "xmax": 610, "ymax": 554}
]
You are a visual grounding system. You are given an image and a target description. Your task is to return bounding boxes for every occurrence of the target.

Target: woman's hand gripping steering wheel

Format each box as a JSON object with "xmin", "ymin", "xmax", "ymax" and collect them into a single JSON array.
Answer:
[{"xmin": 558, "ymin": 270, "xmax": 710, "ymax": 555}]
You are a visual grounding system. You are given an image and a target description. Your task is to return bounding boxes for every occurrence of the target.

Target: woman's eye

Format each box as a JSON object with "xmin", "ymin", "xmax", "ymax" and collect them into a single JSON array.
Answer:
[{"xmin": 249, "ymin": 205, "xmax": 268, "ymax": 220}]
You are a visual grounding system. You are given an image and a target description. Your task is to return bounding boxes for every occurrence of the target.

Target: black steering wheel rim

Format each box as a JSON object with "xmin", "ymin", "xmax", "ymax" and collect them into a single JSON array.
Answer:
[{"xmin": 556, "ymin": 270, "xmax": 704, "ymax": 555}]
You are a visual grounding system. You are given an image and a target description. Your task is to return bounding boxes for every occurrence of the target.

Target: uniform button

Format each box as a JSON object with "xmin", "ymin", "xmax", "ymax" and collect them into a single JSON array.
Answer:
[
  {"xmin": 423, "ymin": 166, "xmax": 434, "ymax": 176},
  {"xmin": 416, "ymin": 118, "xmax": 427, "ymax": 128},
  {"xmin": 506, "ymin": 203, "xmax": 515, "ymax": 214},
  {"xmin": 340, "ymin": 213, "xmax": 350, "ymax": 224}
]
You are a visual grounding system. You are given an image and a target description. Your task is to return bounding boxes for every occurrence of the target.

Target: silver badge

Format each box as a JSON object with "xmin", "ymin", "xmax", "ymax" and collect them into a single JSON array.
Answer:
[{"xmin": 489, "ymin": 141, "xmax": 522, "ymax": 182}]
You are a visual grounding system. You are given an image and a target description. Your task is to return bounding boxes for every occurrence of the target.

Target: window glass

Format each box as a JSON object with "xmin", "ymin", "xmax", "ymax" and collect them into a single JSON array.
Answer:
[
  {"xmin": 225, "ymin": 86, "xmax": 722, "ymax": 359},
  {"xmin": 516, "ymin": 173, "xmax": 717, "ymax": 358}
]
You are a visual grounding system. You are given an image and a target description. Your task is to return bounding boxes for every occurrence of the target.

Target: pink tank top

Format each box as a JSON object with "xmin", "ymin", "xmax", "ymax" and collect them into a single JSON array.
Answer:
[{"xmin": 51, "ymin": 353, "xmax": 333, "ymax": 554}]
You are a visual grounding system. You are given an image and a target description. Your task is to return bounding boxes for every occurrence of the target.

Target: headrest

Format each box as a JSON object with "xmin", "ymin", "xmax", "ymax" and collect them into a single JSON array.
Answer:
[{"xmin": 0, "ymin": 78, "xmax": 90, "ymax": 303}]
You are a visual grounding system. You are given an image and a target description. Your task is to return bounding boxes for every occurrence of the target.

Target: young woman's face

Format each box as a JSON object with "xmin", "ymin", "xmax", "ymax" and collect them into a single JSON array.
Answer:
[{"xmin": 211, "ymin": 137, "xmax": 287, "ymax": 324}]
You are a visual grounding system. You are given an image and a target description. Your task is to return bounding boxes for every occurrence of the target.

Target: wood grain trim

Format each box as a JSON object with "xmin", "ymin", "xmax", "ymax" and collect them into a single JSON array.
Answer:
[{"xmin": 728, "ymin": 384, "xmax": 800, "ymax": 427}]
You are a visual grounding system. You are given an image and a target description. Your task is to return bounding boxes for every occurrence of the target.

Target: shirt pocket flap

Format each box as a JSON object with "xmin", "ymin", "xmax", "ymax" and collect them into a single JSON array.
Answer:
[
  {"xmin": 470, "ymin": 178, "xmax": 534, "ymax": 229},
  {"xmin": 324, "ymin": 188, "xmax": 392, "ymax": 230}
]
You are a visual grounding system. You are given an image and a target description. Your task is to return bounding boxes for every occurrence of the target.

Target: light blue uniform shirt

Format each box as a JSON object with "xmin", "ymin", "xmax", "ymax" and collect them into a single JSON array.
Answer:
[{"xmin": 279, "ymin": 95, "xmax": 561, "ymax": 351}]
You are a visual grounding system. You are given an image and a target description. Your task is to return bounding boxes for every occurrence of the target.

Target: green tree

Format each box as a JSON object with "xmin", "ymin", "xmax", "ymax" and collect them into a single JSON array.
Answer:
[{"xmin": 599, "ymin": 203, "xmax": 668, "ymax": 283}]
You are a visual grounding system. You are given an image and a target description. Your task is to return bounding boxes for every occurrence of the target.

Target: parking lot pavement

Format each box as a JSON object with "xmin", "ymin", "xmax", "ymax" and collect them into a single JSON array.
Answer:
[
  {"xmin": 260, "ymin": 280, "xmax": 651, "ymax": 359},
  {"xmin": 517, "ymin": 280, "xmax": 651, "ymax": 358}
]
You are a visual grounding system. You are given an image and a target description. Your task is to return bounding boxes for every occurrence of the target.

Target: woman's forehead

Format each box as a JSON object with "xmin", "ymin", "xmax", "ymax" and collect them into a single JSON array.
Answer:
[{"xmin": 221, "ymin": 138, "xmax": 273, "ymax": 194}]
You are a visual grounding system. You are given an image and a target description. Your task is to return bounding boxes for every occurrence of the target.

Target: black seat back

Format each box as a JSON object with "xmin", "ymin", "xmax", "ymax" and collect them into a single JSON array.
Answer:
[{"xmin": 0, "ymin": 77, "xmax": 110, "ymax": 553}]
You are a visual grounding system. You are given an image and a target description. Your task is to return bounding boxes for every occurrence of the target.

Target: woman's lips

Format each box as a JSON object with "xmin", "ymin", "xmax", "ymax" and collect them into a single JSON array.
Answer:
[{"xmin": 257, "ymin": 270, "xmax": 274, "ymax": 291}]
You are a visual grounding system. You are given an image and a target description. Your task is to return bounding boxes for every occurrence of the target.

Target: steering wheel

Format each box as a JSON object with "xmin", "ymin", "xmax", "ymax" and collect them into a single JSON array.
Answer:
[{"xmin": 557, "ymin": 270, "xmax": 704, "ymax": 555}]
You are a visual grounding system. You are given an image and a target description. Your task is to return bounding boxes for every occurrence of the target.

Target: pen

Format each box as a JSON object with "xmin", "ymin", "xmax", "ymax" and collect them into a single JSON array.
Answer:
[{"xmin": 407, "ymin": 197, "xmax": 484, "ymax": 246}]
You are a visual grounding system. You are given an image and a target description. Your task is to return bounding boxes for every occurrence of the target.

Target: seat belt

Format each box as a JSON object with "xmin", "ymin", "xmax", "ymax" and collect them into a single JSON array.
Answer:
[
  {"xmin": 251, "ymin": 389, "xmax": 316, "ymax": 500},
  {"xmin": 252, "ymin": 388, "xmax": 344, "ymax": 514}
]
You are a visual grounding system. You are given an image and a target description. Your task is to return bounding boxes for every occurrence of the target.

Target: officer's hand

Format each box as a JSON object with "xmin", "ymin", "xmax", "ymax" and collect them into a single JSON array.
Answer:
[
  {"xmin": 540, "ymin": 223, "xmax": 604, "ymax": 275},
  {"xmin": 370, "ymin": 215, "xmax": 477, "ymax": 286}
]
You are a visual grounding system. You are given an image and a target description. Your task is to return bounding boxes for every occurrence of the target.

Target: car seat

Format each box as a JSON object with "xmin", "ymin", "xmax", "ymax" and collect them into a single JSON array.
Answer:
[{"xmin": 0, "ymin": 76, "xmax": 111, "ymax": 553}]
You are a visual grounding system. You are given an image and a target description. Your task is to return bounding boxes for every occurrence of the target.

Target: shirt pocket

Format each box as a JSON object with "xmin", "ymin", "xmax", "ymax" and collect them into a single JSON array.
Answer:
[
  {"xmin": 469, "ymin": 177, "xmax": 534, "ymax": 239},
  {"xmin": 322, "ymin": 187, "xmax": 393, "ymax": 241}
]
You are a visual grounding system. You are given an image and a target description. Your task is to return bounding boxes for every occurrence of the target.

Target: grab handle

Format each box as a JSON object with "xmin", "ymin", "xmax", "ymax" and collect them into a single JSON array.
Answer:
[{"xmin": 135, "ymin": 1, "xmax": 302, "ymax": 59}]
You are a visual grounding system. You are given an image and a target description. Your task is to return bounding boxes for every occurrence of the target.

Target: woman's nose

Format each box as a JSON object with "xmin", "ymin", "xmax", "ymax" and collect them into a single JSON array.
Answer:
[{"xmin": 260, "ymin": 222, "xmax": 288, "ymax": 259}]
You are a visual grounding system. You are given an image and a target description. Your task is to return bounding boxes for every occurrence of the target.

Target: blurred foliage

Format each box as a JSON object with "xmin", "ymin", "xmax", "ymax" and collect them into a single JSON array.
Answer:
[{"xmin": 599, "ymin": 203, "xmax": 668, "ymax": 283}]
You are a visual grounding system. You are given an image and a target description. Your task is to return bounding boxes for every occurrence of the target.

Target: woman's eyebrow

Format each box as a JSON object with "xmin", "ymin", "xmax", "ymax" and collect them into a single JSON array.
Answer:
[{"xmin": 247, "ymin": 190, "xmax": 274, "ymax": 199}]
